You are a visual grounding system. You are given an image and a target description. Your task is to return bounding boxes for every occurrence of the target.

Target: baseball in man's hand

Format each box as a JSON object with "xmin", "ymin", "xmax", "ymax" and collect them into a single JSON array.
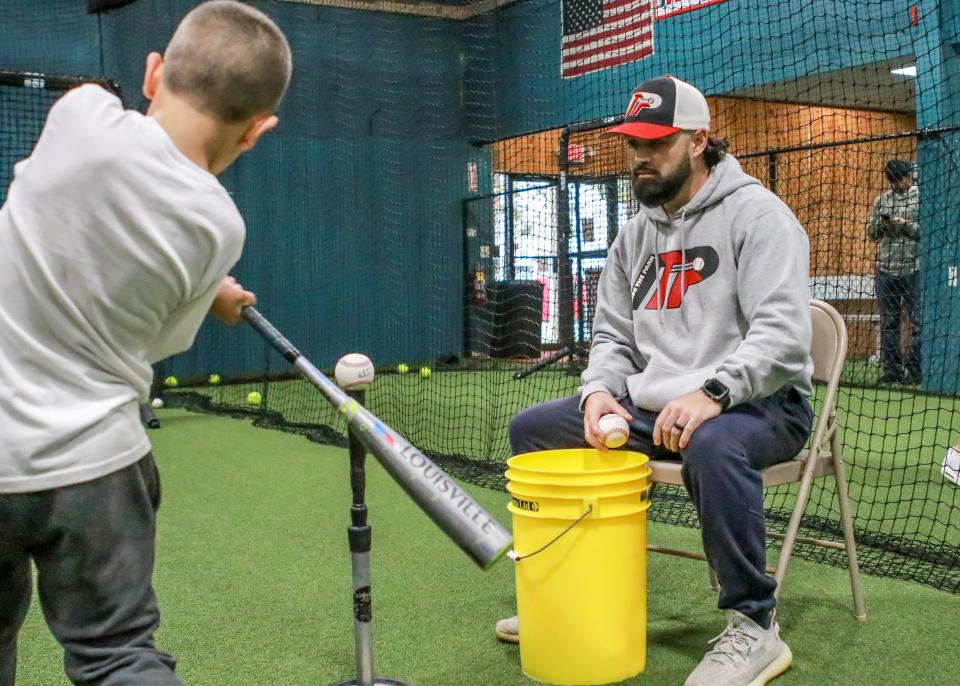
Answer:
[{"xmin": 598, "ymin": 413, "xmax": 630, "ymax": 449}]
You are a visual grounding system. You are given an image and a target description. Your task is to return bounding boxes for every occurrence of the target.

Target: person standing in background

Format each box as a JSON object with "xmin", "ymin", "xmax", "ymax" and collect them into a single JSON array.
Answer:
[{"xmin": 866, "ymin": 158, "xmax": 920, "ymax": 385}]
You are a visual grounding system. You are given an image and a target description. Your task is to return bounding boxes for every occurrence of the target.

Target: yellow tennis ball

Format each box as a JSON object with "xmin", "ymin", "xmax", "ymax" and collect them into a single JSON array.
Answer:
[
  {"xmin": 397, "ymin": 363, "xmax": 409, "ymax": 374},
  {"xmin": 208, "ymin": 373, "xmax": 221, "ymax": 385},
  {"xmin": 247, "ymin": 391, "xmax": 262, "ymax": 407},
  {"xmin": 164, "ymin": 376, "xmax": 178, "ymax": 388},
  {"xmin": 419, "ymin": 366, "xmax": 432, "ymax": 379}
]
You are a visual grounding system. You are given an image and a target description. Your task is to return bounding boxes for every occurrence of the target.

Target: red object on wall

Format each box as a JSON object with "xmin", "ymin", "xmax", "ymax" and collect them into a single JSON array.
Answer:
[{"xmin": 567, "ymin": 143, "xmax": 586, "ymax": 164}]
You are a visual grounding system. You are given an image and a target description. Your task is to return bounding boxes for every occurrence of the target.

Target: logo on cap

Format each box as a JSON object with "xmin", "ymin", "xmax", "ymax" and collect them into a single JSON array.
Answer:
[{"xmin": 625, "ymin": 91, "xmax": 663, "ymax": 116}]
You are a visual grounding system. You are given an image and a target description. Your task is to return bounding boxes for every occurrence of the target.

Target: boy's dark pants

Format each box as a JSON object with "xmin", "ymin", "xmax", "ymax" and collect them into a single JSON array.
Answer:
[
  {"xmin": 0, "ymin": 454, "xmax": 180, "ymax": 685},
  {"xmin": 509, "ymin": 387, "xmax": 813, "ymax": 627}
]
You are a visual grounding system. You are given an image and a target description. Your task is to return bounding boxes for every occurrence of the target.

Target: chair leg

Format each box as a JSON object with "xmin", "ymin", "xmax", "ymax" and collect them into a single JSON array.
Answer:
[
  {"xmin": 708, "ymin": 564, "xmax": 719, "ymax": 592},
  {"xmin": 831, "ymin": 433, "xmax": 867, "ymax": 621},
  {"xmin": 772, "ymin": 455, "xmax": 821, "ymax": 601}
]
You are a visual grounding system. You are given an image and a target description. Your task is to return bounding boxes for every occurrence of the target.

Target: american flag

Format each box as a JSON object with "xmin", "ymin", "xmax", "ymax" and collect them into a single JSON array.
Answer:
[{"xmin": 561, "ymin": 0, "xmax": 654, "ymax": 79}]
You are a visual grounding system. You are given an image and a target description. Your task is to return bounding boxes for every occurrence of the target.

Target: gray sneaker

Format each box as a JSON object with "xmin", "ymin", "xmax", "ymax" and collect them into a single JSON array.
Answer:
[
  {"xmin": 494, "ymin": 615, "xmax": 519, "ymax": 644},
  {"xmin": 684, "ymin": 611, "xmax": 792, "ymax": 686}
]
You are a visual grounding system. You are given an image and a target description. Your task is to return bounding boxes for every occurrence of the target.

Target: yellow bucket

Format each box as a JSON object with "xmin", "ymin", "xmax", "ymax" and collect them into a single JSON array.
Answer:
[{"xmin": 507, "ymin": 449, "xmax": 650, "ymax": 686}]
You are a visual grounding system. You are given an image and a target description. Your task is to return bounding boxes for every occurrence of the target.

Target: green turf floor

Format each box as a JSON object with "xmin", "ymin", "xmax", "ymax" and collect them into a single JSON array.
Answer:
[
  {"xmin": 184, "ymin": 371, "xmax": 960, "ymax": 563},
  {"xmin": 16, "ymin": 410, "xmax": 960, "ymax": 685}
]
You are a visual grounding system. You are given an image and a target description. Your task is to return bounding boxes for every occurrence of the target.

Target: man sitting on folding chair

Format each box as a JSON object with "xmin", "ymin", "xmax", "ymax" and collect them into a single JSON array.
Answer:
[{"xmin": 495, "ymin": 76, "xmax": 814, "ymax": 686}]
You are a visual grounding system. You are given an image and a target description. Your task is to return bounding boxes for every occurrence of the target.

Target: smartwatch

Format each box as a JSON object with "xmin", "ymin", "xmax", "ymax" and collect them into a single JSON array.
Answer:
[{"xmin": 701, "ymin": 378, "xmax": 731, "ymax": 410}]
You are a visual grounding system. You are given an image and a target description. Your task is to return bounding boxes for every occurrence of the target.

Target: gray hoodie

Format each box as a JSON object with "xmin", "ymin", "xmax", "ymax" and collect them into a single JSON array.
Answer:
[{"xmin": 580, "ymin": 154, "xmax": 813, "ymax": 411}]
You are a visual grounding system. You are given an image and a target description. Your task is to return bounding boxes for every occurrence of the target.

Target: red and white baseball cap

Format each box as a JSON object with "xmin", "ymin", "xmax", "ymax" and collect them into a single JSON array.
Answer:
[{"xmin": 604, "ymin": 76, "xmax": 711, "ymax": 140}]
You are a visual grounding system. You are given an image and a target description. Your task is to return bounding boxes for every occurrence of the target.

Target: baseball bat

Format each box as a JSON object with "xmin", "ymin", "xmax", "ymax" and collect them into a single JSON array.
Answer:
[
  {"xmin": 138, "ymin": 402, "xmax": 160, "ymax": 429},
  {"xmin": 512, "ymin": 346, "xmax": 573, "ymax": 380},
  {"xmin": 242, "ymin": 307, "xmax": 513, "ymax": 570}
]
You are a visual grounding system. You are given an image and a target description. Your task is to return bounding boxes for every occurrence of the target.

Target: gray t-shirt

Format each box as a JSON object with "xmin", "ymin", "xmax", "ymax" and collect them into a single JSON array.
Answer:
[{"xmin": 0, "ymin": 85, "xmax": 245, "ymax": 493}]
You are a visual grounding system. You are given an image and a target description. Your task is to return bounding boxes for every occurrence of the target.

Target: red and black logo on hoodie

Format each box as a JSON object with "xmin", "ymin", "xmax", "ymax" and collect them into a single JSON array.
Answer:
[{"xmin": 631, "ymin": 246, "xmax": 719, "ymax": 310}]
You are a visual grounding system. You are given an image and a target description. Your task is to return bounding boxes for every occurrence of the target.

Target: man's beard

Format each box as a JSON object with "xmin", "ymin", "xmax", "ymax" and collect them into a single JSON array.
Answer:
[{"xmin": 633, "ymin": 155, "xmax": 691, "ymax": 208}]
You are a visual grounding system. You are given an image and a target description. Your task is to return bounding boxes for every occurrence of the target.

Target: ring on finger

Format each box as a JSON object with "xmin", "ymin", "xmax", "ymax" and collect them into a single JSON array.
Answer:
[{"xmin": 672, "ymin": 422, "xmax": 685, "ymax": 432}]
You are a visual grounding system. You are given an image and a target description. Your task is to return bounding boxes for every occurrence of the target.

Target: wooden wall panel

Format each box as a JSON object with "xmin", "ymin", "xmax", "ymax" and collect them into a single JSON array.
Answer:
[{"xmin": 490, "ymin": 98, "xmax": 916, "ymax": 279}]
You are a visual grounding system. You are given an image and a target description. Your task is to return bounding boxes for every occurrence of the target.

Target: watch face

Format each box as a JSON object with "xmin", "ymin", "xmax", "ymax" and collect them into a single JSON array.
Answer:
[{"xmin": 704, "ymin": 379, "xmax": 728, "ymax": 399}]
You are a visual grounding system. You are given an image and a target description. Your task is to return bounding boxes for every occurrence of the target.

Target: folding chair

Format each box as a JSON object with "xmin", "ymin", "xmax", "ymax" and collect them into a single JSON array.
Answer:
[{"xmin": 646, "ymin": 299, "xmax": 866, "ymax": 621}]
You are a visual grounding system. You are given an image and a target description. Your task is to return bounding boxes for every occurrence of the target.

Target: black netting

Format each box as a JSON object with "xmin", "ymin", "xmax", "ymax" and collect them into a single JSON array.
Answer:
[
  {"xmin": 1, "ymin": 71, "xmax": 120, "ymax": 204},
  {"xmin": 0, "ymin": 75, "xmax": 60, "ymax": 204}
]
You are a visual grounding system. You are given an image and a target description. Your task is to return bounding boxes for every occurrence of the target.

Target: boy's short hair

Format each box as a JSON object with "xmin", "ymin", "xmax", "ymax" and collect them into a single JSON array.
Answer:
[{"xmin": 163, "ymin": 1, "xmax": 292, "ymax": 122}]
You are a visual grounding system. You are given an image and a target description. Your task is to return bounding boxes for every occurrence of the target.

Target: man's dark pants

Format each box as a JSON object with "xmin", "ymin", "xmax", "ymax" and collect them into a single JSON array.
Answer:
[
  {"xmin": 875, "ymin": 269, "xmax": 921, "ymax": 383},
  {"xmin": 0, "ymin": 454, "xmax": 180, "ymax": 685},
  {"xmin": 509, "ymin": 387, "xmax": 812, "ymax": 628}
]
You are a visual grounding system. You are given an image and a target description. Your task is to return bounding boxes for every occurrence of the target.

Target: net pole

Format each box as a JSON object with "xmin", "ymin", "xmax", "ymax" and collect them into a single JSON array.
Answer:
[{"xmin": 557, "ymin": 127, "xmax": 574, "ymax": 349}]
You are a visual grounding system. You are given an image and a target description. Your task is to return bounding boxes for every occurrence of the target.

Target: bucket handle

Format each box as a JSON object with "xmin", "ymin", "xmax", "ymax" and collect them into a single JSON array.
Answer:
[{"xmin": 507, "ymin": 505, "xmax": 593, "ymax": 563}]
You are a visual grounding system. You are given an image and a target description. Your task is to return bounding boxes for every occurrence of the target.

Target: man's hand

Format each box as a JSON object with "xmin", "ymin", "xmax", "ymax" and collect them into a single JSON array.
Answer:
[
  {"xmin": 583, "ymin": 391, "xmax": 633, "ymax": 451},
  {"xmin": 889, "ymin": 216, "xmax": 907, "ymax": 234},
  {"xmin": 653, "ymin": 389, "xmax": 723, "ymax": 453},
  {"xmin": 211, "ymin": 276, "xmax": 256, "ymax": 325}
]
